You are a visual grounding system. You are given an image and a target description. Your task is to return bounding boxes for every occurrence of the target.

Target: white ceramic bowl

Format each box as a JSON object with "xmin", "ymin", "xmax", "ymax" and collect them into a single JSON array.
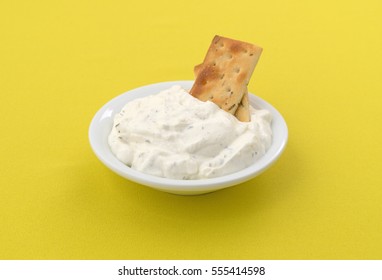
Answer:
[{"xmin": 89, "ymin": 81, "xmax": 288, "ymax": 195}]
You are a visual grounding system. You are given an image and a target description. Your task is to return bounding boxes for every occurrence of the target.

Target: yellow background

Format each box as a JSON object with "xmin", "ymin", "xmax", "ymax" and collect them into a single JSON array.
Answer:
[{"xmin": 1, "ymin": 0, "xmax": 381, "ymax": 259}]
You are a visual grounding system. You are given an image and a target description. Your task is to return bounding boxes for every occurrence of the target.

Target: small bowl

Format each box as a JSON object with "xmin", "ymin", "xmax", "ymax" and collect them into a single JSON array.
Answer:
[{"xmin": 89, "ymin": 81, "xmax": 288, "ymax": 195}]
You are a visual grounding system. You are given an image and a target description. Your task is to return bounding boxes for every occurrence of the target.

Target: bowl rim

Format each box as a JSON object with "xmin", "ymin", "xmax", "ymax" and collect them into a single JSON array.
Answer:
[{"xmin": 89, "ymin": 80, "xmax": 288, "ymax": 193}]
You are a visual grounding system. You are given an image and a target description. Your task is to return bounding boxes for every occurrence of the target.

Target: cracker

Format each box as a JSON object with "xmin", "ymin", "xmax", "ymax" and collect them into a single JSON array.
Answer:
[
  {"xmin": 190, "ymin": 35, "xmax": 262, "ymax": 114},
  {"xmin": 194, "ymin": 63, "xmax": 251, "ymax": 122},
  {"xmin": 234, "ymin": 91, "xmax": 251, "ymax": 122},
  {"xmin": 193, "ymin": 63, "xmax": 203, "ymax": 77}
]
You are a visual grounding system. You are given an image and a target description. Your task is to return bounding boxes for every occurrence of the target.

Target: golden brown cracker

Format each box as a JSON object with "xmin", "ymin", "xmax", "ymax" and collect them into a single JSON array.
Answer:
[
  {"xmin": 194, "ymin": 62, "xmax": 251, "ymax": 122},
  {"xmin": 190, "ymin": 35, "xmax": 262, "ymax": 115},
  {"xmin": 234, "ymin": 92, "xmax": 250, "ymax": 122}
]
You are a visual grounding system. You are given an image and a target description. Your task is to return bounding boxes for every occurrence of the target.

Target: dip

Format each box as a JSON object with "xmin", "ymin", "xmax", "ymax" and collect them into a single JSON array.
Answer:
[{"xmin": 108, "ymin": 85, "xmax": 272, "ymax": 179}]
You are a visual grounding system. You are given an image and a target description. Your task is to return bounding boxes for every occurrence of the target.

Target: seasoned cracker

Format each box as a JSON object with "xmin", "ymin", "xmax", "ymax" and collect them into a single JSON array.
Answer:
[
  {"xmin": 194, "ymin": 63, "xmax": 251, "ymax": 122},
  {"xmin": 190, "ymin": 35, "xmax": 262, "ymax": 114}
]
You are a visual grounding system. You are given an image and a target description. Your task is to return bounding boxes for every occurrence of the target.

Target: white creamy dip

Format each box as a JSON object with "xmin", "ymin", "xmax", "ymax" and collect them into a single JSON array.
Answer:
[{"xmin": 108, "ymin": 85, "xmax": 272, "ymax": 179}]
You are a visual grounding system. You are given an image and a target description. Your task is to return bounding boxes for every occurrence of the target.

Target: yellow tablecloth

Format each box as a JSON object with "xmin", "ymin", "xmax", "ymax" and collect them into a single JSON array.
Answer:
[{"xmin": 1, "ymin": 0, "xmax": 381, "ymax": 259}]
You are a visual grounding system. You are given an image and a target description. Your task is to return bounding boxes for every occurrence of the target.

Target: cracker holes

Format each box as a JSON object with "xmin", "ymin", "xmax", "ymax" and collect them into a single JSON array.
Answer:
[
  {"xmin": 228, "ymin": 104, "xmax": 237, "ymax": 111},
  {"xmin": 226, "ymin": 87, "xmax": 234, "ymax": 96}
]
